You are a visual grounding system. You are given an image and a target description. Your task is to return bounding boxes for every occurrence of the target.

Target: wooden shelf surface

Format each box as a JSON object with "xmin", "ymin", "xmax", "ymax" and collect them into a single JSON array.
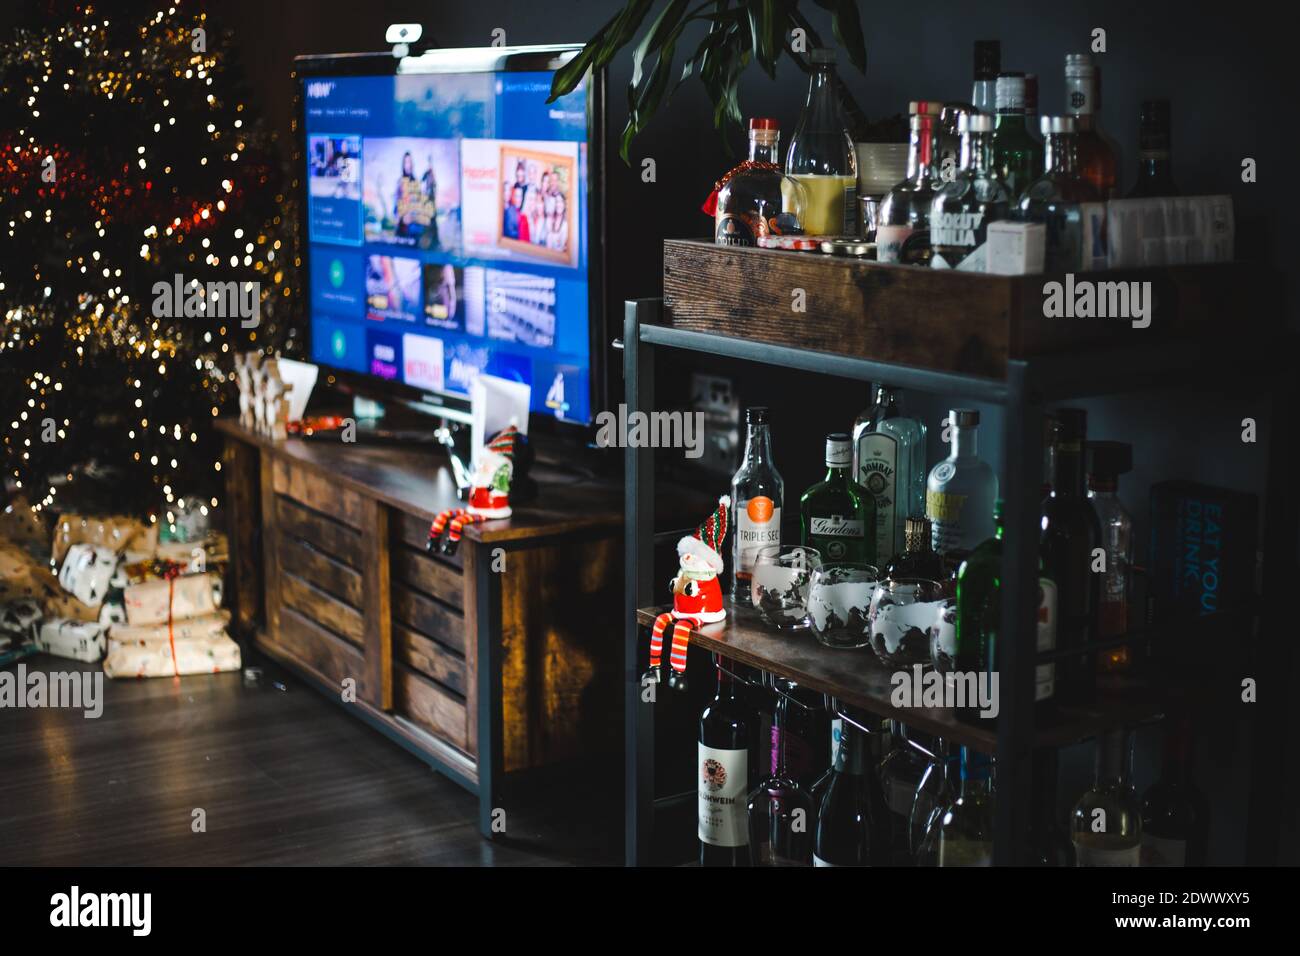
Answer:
[
  {"xmin": 662, "ymin": 239, "xmax": 1277, "ymax": 381},
  {"xmin": 636, "ymin": 598, "xmax": 1165, "ymax": 754}
]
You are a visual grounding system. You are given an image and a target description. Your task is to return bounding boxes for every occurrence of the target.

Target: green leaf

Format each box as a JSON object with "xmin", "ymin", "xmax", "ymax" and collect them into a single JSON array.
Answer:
[
  {"xmin": 745, "ymin": 0, "xmax": 780, "ymax": 79},
  {"xmin": 813, "ymin": 0, "xmax": 866, "ymax": 72},
  {"xmin": 631, "ymin": 0, "xmax": 690, "ymax": 88},
  {"xmin": 548, "ymin": 0, "xmax": 657, "ymax": 102}
]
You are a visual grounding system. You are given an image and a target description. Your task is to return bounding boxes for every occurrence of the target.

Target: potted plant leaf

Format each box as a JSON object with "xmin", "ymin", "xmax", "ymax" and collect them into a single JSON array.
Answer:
[{"xmin": 548, "ymin": 0, "xmax": 871, "ymax": 163}]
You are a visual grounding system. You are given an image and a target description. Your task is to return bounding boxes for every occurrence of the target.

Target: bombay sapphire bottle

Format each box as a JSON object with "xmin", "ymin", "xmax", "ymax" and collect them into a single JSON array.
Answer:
[
  {"xmin": 929, "ymin": 113, "xmax": 1011, "ymax": 271},
  {"xmin": 852, "ymin": 385, "xmax": 926, "ymax": 563}
]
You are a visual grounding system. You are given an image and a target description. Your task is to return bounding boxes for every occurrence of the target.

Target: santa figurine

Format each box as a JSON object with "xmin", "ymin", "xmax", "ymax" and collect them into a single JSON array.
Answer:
[
  {"xmin": 427, "ymin": 425, "xmax": 520, "ymax": 555},
  {"xmin": 644, "ymin": 495, "xmax": 729, "ymax": 693}
]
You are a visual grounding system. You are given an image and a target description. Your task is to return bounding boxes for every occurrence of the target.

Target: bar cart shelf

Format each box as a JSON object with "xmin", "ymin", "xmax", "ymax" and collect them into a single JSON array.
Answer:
[
  {"xmin": 635, "ymin": 601, "xmax": 1167, "ymax": 754},
  {"xmin": 623, "ymin": 239, "xmax": 1294, "ymax": 867}
]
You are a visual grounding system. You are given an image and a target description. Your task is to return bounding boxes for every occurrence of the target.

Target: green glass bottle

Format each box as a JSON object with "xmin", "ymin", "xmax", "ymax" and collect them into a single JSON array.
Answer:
[
  {"xmin": 955, "ymin": 500, "xmax": 1057, "ymax": 724},
  {"xmin": 991, "ymin": 72, "xmax": 1043, "ymax": 199},
  {"xmin": 800, "ymin": 433, "xmax": 875, "ymax": 567}
]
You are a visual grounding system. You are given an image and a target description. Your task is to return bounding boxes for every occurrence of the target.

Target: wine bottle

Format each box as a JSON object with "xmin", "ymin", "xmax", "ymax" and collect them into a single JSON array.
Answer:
[
  {"xmin": 699, "ymin": 661, "xmax": 753, "ymax": 866},
  {"xmin": 1040, "ymin": 409, "xmax": 1102, "ymax": 703},
  {"xmin": 1141, "ymin": 716, "xmax": 1209, "ymax": 866},
  {"xmin": 1071, "ymin": 728, "xmax": 1141, "ymax": 866},
  {"xmin": 813, "ymin": 720, "xmax": 873, "ymax": 866},
  {"xmin": 748, "ymin": 689, "xmax": 815, "ymax": 866},
  {"xmin": 916, "ymin": 747, "xmax": 995, "ymax": 866}
]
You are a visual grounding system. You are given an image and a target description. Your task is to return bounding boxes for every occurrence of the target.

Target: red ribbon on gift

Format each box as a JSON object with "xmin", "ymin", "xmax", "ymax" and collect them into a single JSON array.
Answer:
[{"xmin": 162, "ymin": 562, "xmax": 182, "ymax": 679}]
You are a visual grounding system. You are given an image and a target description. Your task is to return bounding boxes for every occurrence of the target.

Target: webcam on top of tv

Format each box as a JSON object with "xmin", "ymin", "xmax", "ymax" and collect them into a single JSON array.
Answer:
[{"xmin": 386, "ymin": 23, "xmax": 422, "ymax": 58}]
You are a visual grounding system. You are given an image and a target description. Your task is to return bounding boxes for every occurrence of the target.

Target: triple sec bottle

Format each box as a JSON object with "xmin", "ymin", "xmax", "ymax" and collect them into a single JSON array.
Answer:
[{"xmin": 731, "ymin": 407, "xmax": 784, "ymax": 603}]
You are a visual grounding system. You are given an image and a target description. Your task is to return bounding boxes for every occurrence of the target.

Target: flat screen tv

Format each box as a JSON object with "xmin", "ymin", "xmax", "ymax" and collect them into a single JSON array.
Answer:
[{"xmin": 295, "ymin": 45, "xmax": 603, "ymax": 430}]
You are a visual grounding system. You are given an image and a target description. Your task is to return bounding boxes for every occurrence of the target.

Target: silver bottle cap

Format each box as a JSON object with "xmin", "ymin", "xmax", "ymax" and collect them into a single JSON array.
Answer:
[
  {"xmin": 825, "ymin": 433, "xmax": 852, "ymax": 466},
  {"xmin": 1040, "ymin": 115, "xmax": 1078, "ymax": 135},
  {"xmin": 959, "ymin": 113, "xmax": 995, "ymax": 133},
  {"xmin": 950, "ymin": 409, "xmax": 980, "ymax": 428}
]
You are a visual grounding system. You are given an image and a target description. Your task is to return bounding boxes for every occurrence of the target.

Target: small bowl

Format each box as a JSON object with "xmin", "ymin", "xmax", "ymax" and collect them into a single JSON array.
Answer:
[
  {"xmin": 868, "ymin": 578, "xmax": 946, "ymax": 668},
  {"xmin": 751, "ymin": 546, "xmax": 821, "ymax": 630},
  {"xmin": 807, "ymin": 563, "xmax": 880, "ymax": 649}
]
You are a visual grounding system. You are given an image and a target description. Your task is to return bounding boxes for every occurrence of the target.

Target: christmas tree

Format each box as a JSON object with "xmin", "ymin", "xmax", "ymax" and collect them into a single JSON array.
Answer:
[{"xmin": 0, "ymin": 0, "xmax": 301, "ymax": 527}]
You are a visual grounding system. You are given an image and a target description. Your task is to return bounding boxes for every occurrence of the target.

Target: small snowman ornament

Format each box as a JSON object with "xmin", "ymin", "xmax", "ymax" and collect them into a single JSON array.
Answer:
[{"xmin": 644, "ymin": 495, "xmax": 729, "ymax": 692}]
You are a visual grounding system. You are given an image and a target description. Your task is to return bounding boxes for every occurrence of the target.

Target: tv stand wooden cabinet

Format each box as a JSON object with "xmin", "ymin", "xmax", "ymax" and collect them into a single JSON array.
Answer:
[{"xmin": 215, "ymin": 419, "xmax": 622, "ymax": 836}]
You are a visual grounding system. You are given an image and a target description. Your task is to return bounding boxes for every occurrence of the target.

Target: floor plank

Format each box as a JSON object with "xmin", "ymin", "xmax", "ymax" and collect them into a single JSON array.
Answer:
[{"xmin": 0, "ymin": 650, "xmax": 620, "ymax": 866}]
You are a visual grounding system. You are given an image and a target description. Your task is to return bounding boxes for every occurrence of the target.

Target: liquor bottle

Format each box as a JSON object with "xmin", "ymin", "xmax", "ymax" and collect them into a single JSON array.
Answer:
[
  {"xmin": 808, "ymin": 715, "xmax": 843, "ymax": 810},
  {"xmin": 766, "ymin": 682, "xmax": 829, "ymax": 791},
  {"xmin": 991, "ymin": 72, "xmax": 1043, "ymax": 199},
  {"xmin": 1141, "ymin": 716, "xmax": 1209, "ymax": 866},
  {"xmin": 1063, "ymin": 54, "xmax": 1119, "ymax": 198},
  {"xmin": 925, "ymin": 409, "xmax": 997, "ymax": 559},
  {"xmin": 971, "ymin": 40, "xmax": 1001, "ymax": 114},
  {"xmin": 852, "ymin": 385, "xmax": 927, "ymax": 561},
  {"xmin": 1025, "ymin": 73, "xmax": 1041, "ymax": 144},
  {"xmin": 748, "ymin": 690, "xmax": 815, "ymax": 866},
  {"xmin": 699, "ymin": 661, "xmax": 753, "ymax": 866},
  {"xmin": 785, "ymin": 48, "xmax": 857, "ymax": 237},
  {"xmin": 937, "ymin": 103, "xmax": 974, "ymax": 185},
  {"xmin": 879, "ymin": 721, "xmax": 928, "ymax": 865},
  {"xmin": 885, "ymin": 516, "xmax": 948, "ymax": 582},
  {"xmin": 813, "ymin": 719, "xmax": 873, "ymax": 866},
  {"xmin": 1129, "ymin": 99, "xmax": 1178, "ymax": 198},
  {"xmin": 1026, "ymin": 748, "xmax": 1073, "ymax": 865},
  {"xmin": 731, "ymin": 407, "xmax": 784, "ymax": 603},
  {"xmin": 710, "ymin": 118, "xmax": 805, "ymax": 246},
  {"xmin": 1071, "ymin": 728, "xmax": 1141, "ymax": 866},
  {"xmin": 1017, "ymin": 117, "xmax": 1100, "ymax": 273},
  {"xmin": 916, "ymin": 747, "xmax": 995, "ymax": 866},
  {"xmin": 877, "ymin": 101, "xmax": 941, "ymax": 264},
  {"xmin": 1087, "ymin": 441, "xmax": 1134, "ymax": 672},
  {"xmin": 954, "ymin": 499, "xmax": 1057, "ymax": 721},
  {"xmin": 910, "ymin": 738, "xmax": 957, "ymax": 856},
  {"xmin": 929, "ymin": 113, "xmax": 1011, "ymax": 270},
  {"xmin": 801, "ymin": 433, "xmax": 875, "ymax": 566},
  {"xmin": 1040, "ymin": 408, "xmax": 1101, "ymax": 703}
]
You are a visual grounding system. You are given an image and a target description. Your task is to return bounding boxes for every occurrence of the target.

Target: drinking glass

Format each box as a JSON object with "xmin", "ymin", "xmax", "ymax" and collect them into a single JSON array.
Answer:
[
  {"xmin": 868, "ymin": 578, "xmax": 946, "ymax": 667},
  {"xmin": 751, "ymin": 546, "xmax": 820, "ymax": 630},
  {"xmin": 807, "ymin": 563, "xmax": 879, "ymax": 649},
  {"xmin": 929, "ymin": 597, "xmax": 957, "ymax": 674},
  {"xmin": 748, "ymin": 678, "xmax": 815, "ymax": 866}
]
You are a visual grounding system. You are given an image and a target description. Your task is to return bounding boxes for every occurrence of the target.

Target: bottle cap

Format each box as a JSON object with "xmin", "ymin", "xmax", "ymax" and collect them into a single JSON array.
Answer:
[
  {"xmin": 950, "ymin": 408, "xmax": 980, "ymax": 428},
  {"xmin": 749, "ymin": 117, "xmax": 779, "ymax": 130},
  {"xmin": 908, "ymin": 99, "xmax": 944, "ymax": 117},
  {"xmin": 1025, "ymin": 73, "xmax": 1039, "ymax": 113},
  {"xmin": 959, "ymin": 113, "xmax": 994, "ymax": 133},
  {"xmin": 995, "ymin": 73, "xmax": 1026, "ymax": 111},
  {"xmin": 1086, "ymin": 440, "xmax": 1133, "ymax": 478},
  {"xmin": 746, "ymin": 406, "xmax": 768, "ymax": 425},
  {"xmin": 904, "ymin": 516, "xmax": 931, "ymax": 551},
  {"xmin": 1041, "ymin": 115, "xmax": 1077, "ymax": 135},
  {"xmin": 825, "ymin": 433, "xmax": 852, "ymax": 466},
  {"xmin": 1064, "ymin": 52, "xmax": 1096, "ymax": 77},
  {"xmin": 1054, "ymin": 407, "xmax": 1087, "ymax": 440},
  {"xmin": 974, "ymin": 40, "xmax": 1001, "ymax": 80},
  {"xmin": 1139, "ymin": 98, "xmax": 1171, "ymax": 129},
  {"xmin": 810, "ymin": 48, "xmax": 836, "ymax": 65}
]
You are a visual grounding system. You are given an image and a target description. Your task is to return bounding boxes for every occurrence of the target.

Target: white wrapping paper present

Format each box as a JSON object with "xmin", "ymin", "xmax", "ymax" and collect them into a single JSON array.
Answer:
[
  {"xmin": 109, "ymin": 611, "xmax": 230, "ymax": 644},
  {"xmin": 58, "ymin": 543, "xmax": 120, "ymax": 608},
  {"xmin": 103, "ymin": 631, "xmax": 241, "ymax": 678},
  {"xmin": 122, "ymin": 572, "xmax": 220, "ymax": 626},
  {"xmin": 36, "ymin": 618, "xmax": 107, "ymax": 662}
]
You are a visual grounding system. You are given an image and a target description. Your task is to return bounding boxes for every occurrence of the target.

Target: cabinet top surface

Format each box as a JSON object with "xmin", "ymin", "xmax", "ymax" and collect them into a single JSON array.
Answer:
[{"xmin": 217, "ymin": 418, "xmax": 620, "ymax": 543}]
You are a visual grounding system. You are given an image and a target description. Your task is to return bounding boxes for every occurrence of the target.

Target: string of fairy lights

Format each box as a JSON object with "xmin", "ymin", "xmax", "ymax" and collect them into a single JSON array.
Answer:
[{"xmin": 0, "ymin": 3, "xmax": 300, "ymax": 531}]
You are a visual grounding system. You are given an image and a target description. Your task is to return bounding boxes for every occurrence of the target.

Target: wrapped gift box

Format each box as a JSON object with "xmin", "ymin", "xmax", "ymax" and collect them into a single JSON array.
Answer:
[
  {"xmin": 35, "ymin": 619, "xmax": 107, "ymax": 663},
  {"xmin": 103, "ymin": 632, "xmax": 241, "ymax": 678},
  {"xmin": 58, "ymin": 543, "xmax": 120, "ymax": 607},
  {"xmin": 109, "ymin": 610, "xmax": 230, "ymax": 644},
  {"xmin": 123, "ymin": 572, "xmax": 220, "ymax": 626},
  {"xmin": 0, "ymin": 540, "xmax": 63, "ymax": 607},
  {"xmin": 52, "ymin": 514, "xmax": 154, "ymax": 566}
]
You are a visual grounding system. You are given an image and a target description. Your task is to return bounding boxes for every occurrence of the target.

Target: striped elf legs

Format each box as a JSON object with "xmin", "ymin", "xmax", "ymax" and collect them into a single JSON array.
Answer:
[
  {"xmin": 644, "ymin": 611, "xmax": 698, "ymax": 693},
  {"xmin": 426, "ymin": 508, "xmax": 483, "ymax": 556}
]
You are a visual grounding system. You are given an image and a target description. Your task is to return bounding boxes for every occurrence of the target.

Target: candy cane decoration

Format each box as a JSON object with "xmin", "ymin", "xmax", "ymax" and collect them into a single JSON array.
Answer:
[{"xmin": 426, "ymin": 508, "xmax": 484, "ymax": 556}]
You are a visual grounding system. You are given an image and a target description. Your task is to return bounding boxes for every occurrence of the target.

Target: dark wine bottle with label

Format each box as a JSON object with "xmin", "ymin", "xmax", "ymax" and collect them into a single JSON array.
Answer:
[
  {"xmin": 699, "ymin": 661, "xmax": 753, "ymax": 866},
  {"xmin": 1040, "ymin": 409, "xmax": 1101, "ymax": 703},
  {"xmin": 814, "ymin": 720, "xmax": 873, "ymax": 866},
  {"xmin": 1141, "ymin": 716, "xmax": 1209, "ymax": 866}
]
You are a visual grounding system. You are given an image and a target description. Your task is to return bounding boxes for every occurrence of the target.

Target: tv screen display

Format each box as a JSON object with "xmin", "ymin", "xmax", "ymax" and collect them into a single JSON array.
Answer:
[{"xmin": 300, "ymin": 50, "xmax": 595, "ymax": 426}]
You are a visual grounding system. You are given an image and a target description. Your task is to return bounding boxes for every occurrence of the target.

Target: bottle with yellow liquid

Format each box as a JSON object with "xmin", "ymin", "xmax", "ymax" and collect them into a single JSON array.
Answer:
[{"xmin": 786, "ymin": 49, "xmax": 858, "ymax": 236}]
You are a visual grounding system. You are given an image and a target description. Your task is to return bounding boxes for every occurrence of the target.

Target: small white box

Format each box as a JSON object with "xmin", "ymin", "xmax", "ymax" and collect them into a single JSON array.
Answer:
[{"xmin": 987, "ymin": 221, "xmax": 1046, "ymax": 275}]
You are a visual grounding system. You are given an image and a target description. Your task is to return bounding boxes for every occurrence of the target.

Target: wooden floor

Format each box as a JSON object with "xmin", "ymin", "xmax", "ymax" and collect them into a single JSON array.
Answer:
[{"xmin": 0, "ymin": 650, "xmax": 621, "ymax": 866}]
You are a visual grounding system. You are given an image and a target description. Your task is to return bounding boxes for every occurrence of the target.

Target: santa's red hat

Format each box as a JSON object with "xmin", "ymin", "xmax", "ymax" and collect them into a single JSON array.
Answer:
[{"xmin": 678, "ymin": 495, "xmax": 729, "ymax": 574}]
